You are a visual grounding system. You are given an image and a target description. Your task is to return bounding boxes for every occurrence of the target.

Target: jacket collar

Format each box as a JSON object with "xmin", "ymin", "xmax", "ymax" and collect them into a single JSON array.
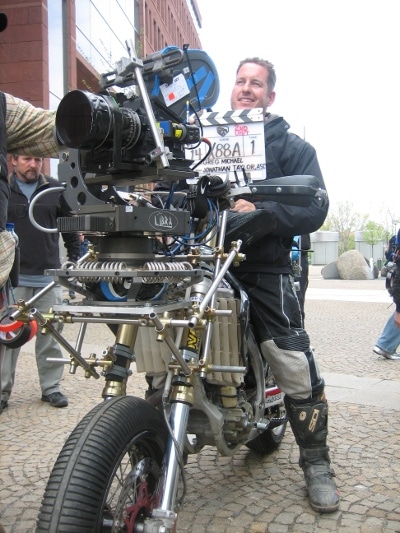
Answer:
[
  {"xmin": 9, "ymin": 171, "xmax": 48, "ymax": 191},
  {"xmin": 264, "ymin": 113, "xmax": 290, "ymax": 141}
]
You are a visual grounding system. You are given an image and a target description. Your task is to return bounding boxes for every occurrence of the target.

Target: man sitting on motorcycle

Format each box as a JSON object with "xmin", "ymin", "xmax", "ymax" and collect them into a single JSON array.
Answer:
[{"xmin": 228, "ymin": 57, "xmax": 339, "ymax": 513}]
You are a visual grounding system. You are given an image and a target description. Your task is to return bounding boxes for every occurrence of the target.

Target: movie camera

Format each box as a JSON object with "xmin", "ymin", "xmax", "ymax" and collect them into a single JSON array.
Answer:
[{"xmin": 55, "ymin": 43, "xmax": 220, "ymax": 237}]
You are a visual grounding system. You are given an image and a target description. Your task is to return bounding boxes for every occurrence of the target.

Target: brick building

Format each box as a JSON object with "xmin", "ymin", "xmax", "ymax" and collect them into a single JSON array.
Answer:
[
  {"xmin": 0, "ymin": 0, "xmax": 202, "ymax": 105},
  {"xmin": 142, "ymin": 0, "xmax": 202, "ymax": 55},
  {"xmin": 0, "ymin": 0, "xmax": 202, "ymax": 171}
]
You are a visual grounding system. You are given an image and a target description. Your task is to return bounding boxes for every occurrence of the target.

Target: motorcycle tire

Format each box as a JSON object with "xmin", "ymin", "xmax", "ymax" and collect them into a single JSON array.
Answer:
[
  {"xmin": 246, "ymin": 367, "xmax": 287, "ymax": 454},
  {"xmin": 36, "ymin": 396, "xmax": 168, "ymax": 533},
  {"xmin": 245, "ymin": 419, "xmax": 287, "ymax": 453}
]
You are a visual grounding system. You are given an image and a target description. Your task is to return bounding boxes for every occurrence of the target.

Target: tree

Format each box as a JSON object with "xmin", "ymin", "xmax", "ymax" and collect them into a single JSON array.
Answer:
[
  {"xmin": 322, "ymin": 201, "xmax": 368, "ymax": 255},
  {"xmin": 363, "ymin": 221, "xmax": 387, "ymax": 259}
]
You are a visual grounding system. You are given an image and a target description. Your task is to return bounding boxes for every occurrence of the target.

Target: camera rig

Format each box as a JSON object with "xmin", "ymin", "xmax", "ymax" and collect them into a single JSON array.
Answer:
[{"xmin": 56, "ymin": 43, "xmax": 220, "ymax": 237}]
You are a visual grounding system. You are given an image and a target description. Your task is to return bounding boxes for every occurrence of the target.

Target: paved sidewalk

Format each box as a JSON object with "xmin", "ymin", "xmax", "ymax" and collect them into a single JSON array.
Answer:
[{"xmin": 1, "ymin": 266, "xmax": 400, "ymax": 532}]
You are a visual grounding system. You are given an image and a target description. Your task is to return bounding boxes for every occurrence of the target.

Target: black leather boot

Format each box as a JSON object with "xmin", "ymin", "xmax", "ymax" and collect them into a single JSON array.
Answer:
[{"xmin": 285, "ymin": 393, "xmax": 340, "ymax": 513}]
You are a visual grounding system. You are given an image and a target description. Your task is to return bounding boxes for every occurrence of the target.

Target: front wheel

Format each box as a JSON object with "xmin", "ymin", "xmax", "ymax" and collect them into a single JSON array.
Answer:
[{"xmin": 36, "ymin": 396, "xmax": 168, "ymax": 533}]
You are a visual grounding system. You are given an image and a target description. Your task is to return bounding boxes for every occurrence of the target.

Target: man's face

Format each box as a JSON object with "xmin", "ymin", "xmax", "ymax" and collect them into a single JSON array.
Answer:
[
  {"xmin": 230, "ymin": 62, "xmax": 275, "ymax": 114},
  {"xmin": 12, "ymin": 156, "xmax": 43, "ymax": 183}
]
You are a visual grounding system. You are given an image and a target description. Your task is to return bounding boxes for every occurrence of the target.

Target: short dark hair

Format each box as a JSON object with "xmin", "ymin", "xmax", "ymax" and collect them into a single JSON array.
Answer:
[{"xmin": 236, "ymin": 58, "xmax": 276, "ymax": 94}]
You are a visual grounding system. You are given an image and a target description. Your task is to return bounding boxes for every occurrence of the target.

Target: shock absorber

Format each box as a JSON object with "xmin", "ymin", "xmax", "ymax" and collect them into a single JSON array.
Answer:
[{"xmin": 101, "ymin": 323, "xmax": 138, "ymax": 398}]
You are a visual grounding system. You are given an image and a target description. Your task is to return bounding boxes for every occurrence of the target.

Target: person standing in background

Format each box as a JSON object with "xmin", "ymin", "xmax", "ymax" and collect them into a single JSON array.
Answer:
[
  {"xmin": 373, "ymin": 228, "xmax": 400, "ymax": 360},
  {"xmin": 78, "ymin": 232, "xmax": 90, "ymax": 257},
  {"xmin": 373, "ymin": 310, "xmax": 400, "ymax": 360},
  {"xmin": 0, "ymin": 155, "xmax": 79, "ymax": 411}
]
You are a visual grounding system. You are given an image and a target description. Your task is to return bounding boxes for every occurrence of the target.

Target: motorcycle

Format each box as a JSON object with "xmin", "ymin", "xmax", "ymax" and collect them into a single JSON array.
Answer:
[{"xmin": 0, "ymin": 45, "xmax": 326, "ymax": 532}]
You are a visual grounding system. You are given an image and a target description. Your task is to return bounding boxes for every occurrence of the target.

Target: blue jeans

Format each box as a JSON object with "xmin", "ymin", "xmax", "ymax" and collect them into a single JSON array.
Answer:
[{"xmin": 375, "ymin": 310, "xmax": 400, "ymax": 353}]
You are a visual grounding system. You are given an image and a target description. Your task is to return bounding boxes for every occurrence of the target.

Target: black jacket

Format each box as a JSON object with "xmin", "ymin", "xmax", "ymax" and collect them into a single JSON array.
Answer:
[
  {"xmin": 7, "ymin": 172, "xmax": 80, "ymax": 276},
  {"xmin": 233, "ymin": 114, "xmax": 328, "ymax": 273},
  {"xmin": 391, "ymin": 230, "xmax": 400, "ymax": 312}
]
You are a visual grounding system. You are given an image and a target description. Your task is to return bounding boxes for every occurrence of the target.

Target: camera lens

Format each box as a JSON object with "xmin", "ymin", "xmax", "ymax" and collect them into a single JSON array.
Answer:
[{"xmin": 56, "ymin": 90, "xmax": 142, "ymax": 150}]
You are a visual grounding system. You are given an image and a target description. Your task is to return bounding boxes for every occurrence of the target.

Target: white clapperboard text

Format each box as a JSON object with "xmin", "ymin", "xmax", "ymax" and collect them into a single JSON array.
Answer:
[{"xmin": 185, "ymin": 108, "xmax": 266, "ymax": 184}]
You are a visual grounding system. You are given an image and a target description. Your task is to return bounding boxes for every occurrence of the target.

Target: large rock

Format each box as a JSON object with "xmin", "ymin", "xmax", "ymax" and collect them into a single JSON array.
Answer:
[
  {"xmin": 321, "ymin": 261, "xmax": 341, "ymax": 279},
  {"xmin": 336, "ymin": 250, "xmax": 374, "ymax": 280}
]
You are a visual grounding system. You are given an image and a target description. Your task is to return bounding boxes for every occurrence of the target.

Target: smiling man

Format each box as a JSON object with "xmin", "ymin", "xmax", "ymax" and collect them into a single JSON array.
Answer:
[
  {"xmin": 227, "ymin": 58, "xmax": 339, "ymax": 514},
  {"xmin": 231, "ymin": 59, "xmax": 276, "ymax": 113}
]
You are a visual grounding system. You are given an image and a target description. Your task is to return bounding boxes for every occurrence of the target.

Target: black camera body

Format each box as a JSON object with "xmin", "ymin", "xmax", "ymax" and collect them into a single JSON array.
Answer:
[
  {"xmin": 56, "ymin": 46, "xmax": 219, "ymax": 180},
  {"xmin": 56, "ymin": 89, "xmax": 202, "ymax": 176}
]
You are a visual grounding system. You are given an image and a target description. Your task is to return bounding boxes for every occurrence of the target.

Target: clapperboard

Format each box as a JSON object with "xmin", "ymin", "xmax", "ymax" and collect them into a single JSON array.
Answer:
[{"xmin": 185, "ymin": 108, "xmax": 266, "ymax": 184}]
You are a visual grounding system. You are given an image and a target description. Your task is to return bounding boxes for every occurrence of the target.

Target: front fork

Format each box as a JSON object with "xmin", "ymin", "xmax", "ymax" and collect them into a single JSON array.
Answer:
[
  {"xmin": 145, "ymin": 211, "xmax": 239, "ymax": 530},
  {"xmin": 100, "ymin": 319, "xmax": 193, "ymax": 531},
  {"xmin": 145, "ymin": 377, "xmax": 194, "ymax": 532}
]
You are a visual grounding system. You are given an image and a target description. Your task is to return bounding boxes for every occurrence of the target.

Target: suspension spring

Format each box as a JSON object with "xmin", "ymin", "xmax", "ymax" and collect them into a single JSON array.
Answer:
[
  {"xmin": 142, "ymin": 261, "xmax": 193, "ymax": 283},
  {"xmin": 77, "ymin": 261, "xmax": 128, "ymax": 283}
]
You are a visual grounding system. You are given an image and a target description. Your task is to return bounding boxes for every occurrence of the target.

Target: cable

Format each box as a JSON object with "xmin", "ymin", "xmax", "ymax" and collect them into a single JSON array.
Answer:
[
  {"xmin": 28, "ymin": 186, "xmax": 65, "ymax": 233},
  {"xmin": 191, "ymin": 137, "xmax": 212, "ymax": 171}
]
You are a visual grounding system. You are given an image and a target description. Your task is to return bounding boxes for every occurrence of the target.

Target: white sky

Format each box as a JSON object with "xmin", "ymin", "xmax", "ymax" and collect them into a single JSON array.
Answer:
[{"xmin": 196, "ymin": 0, "xmax": 400, "ymax": 226}]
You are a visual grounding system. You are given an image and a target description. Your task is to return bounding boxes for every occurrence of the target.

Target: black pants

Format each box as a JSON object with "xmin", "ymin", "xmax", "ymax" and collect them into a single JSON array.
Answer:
[{"xmin": 234, "ymin": 271, "xmax": 324, "ymax": 400}]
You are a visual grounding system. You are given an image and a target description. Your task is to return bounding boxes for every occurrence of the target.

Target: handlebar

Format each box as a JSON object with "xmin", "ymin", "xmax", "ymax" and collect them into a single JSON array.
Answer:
[{"xmin": 197, "ymin": 174, "xmax": 327, "ymax": 208}]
